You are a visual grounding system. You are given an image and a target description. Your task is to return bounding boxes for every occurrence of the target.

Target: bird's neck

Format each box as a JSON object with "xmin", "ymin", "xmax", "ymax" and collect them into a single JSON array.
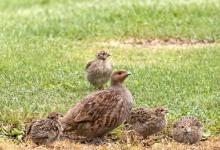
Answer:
[
  {"xmin": 110, "ymin": 82, "xmax": 124, "ymax": 89},
  {"xmin": 48, "ymin": 118, "xmax": 59, "ymax": 122},
  {"xmin": 96, "ymin": 58, "xmax": 106, "ymax": 61}
]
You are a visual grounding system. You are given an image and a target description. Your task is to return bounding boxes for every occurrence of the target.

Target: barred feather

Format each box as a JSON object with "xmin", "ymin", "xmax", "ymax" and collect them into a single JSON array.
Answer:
[
  {"xmin": 172, "ymin": 116, "xmax": 202, "ymax": 144},
  {"xmin": 86, "ymin": 51, "xmax": 112, "ymax": 88},
  {"xmin": 25, "ymin": 113, "xmax": 62, "ymax": 145},
  {"xmin": 62, "ymin": 70, "xmax": 133, "ymax": 138},
  {"xmin": 126, "ymin": 107, "xmax": 168, "ymax": 137}
]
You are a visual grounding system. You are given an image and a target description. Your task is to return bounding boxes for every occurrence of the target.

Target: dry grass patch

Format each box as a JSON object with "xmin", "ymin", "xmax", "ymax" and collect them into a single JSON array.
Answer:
[
  {"xmin": 98, "ymin": 38, "xmax": 219, "ymax": 50},
  {"xmin": 0, "ymin": 136, "xmax": 220, "ymax": 150}
]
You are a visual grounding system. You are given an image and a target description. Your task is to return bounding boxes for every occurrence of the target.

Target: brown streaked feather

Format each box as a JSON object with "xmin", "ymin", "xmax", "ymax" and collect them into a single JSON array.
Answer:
[
  {"xmin": 62, "ymin": 70, "xmax": 133, "ymax": 138},
  {"xmin": 126, "ymin": 108, "xmax": 153, "ymax": 124},
  {"xmin": 73, "ymin": 90, "xmax": 122, "ymax": 123},
  {"xmin": 85, "ymin": 52, "xmax": 112, "ymax": 88},
  {"xmin": 85, "ymin": 60, "xmax": 95, "ymax": 70},
  {"xmin": 174, "ymin": 116, "xmax": 202, "ymax": 128},
  {"xmin": 25, "ymin": 121, "xmax": 36, "ymax": 137},
  {"xmin": 25, "ymin": 114, "xmax": 63, "ymax": 145},
  {"xmin": 172, "ymin": 116, "xmax": 202, "ymax": 144},
  {"xmin": 31, "ymin": 120, "xmax": 60, "ymax": 139},
  {"xmin": 125, "ymin": 107, "xmax": 167, "ymax": 137}
]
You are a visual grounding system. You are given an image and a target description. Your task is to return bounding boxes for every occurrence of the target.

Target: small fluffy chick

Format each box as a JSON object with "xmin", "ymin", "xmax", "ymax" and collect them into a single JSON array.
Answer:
[
  {"xmin": 125, "ymin": 107, "xmax": 168, "ymax": 138},
  {"xmin": 25, "ymin": 112, "xmax": 63, "ymax": 145},
  {"xmin": 86, "ymin": 50, "xmax": 112, "ymax": 90},
  {"xmin": 62, "ymin": 70, "xmax": 133, "ymax": 138},
  {"xmin": 172, "ymin": 116, "xmax": 202, "ymax": 144}
]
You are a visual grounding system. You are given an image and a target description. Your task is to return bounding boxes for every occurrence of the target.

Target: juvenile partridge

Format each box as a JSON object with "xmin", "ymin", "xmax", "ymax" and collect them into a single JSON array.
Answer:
[
  {"xmin": 172, "ymin": 116, "xmax": 202, "ymax": 144},
  {"xmin": 125, "ymin": 107, "xmax": 168, "ymax": 138},
  {"xmin": 25, "ymin": 112, "xmax": 63, "ymax": 145},
  {"xmin": 62, "ymin": 70, "xmax": 133, "ymax": 138},
  {"xmin": 86, "ymin": 50, "xmax": 112, "ymax": 90}
]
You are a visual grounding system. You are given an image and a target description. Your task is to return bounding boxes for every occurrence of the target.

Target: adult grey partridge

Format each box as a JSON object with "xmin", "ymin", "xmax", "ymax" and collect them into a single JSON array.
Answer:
[
  {"xmin": 86, "ymin": 50, "xmax": 112, "ymax": 90},
  {"xmin": 125, "ymin": 107, "xmax": 168, "ymax": 138},
  {"xmin": 62, "ymin": 70, "xmax": 133, "ymax": 138},
  {"xmin": 172, "ymin": 116, "xmax": 202, "ymax": 144},
  {"xmin": 25, "ymin": 112, "xmax": 63, "ymax": 145}
]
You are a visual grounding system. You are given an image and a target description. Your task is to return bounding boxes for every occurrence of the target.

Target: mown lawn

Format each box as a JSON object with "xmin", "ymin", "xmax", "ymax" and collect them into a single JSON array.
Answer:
[
  {"xmin": 1, "ymin": 0, "xmax": 220, "ymax": 40},
  {"xmin": 0, "ymin": 0, "xmax": 219, "ymax": 142}
]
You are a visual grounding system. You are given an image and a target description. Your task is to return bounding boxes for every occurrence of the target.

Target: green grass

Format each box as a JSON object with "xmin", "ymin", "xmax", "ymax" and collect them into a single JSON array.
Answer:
[
  {"xmin": 1, "ymin": 0, "xmax": 220, "ymax": 40},
  {"xmin": 0, "ymin": 0, "xmax": 220, "ymax": 139}
]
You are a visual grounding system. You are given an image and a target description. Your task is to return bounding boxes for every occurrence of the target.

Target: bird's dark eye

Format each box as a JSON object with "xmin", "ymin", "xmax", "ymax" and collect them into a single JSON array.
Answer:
[{"xmin": 118, "ymin": 72, "xmax": 122, "ymax": 75}]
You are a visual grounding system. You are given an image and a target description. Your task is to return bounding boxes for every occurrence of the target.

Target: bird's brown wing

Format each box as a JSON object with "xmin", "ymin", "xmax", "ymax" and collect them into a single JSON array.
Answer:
[
  {"xmin": 140, "ymin": 112, "xmax": 153, "ymax": 122},
  {"xmin": 73, "ymin": 90, "xmax": 122, "ymax": 123},
  {"xmin": 31, "ymin": 119, "xmax": 60, "ymax": 139},
  {"xmin": 135, "ymin": 108, "xmax": 153, "ymax": 123},
  {"xmin": 85, "ymin": 60, "xmax": 95, "ymax": 70},
  {"xmin": 25, "ymin": 120, "xmax": 36, "ymax": 136}
]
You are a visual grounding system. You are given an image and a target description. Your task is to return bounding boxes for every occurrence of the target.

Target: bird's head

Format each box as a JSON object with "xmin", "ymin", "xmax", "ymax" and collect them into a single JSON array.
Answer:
[
  {"xmin": 177, "ymin": 124, "xmax": 192, "ymax": 134},
  {"xmin": 110, "ymin": 70, "xmax": 131, "ymax": 85},
  {"xmin": 96, "ymin": 50, "xmax": 111, "ymax": 60},
  {"xmin": 47, "ymin": 112, "xmax": 63, "ymax": 120},
  {"xmin": 174, "ymin": 116, "xmax": 202, "ymax": 134},
  {"xmin": 155, "ymin": 107, "xmax": 168, "ymax": 117}
]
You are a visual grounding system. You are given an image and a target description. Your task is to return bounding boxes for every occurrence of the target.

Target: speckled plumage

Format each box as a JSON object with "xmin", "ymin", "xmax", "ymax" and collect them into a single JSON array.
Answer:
[
  {"xmin": 86, "ymin": 51, "xmax": 112, "ymax": 90},
  {"xmin": 25, "ymin": 112, "xmax": 63, "ymax": 145},
  {"xmin": 62, "ymin": 70, "xmax": 133, "ymax": 138},
  {"xmin": 125, "ymin": 107, "xmax": 168, "ymax": 138},
  {"xmin": 172, "ymin": 116, "xmax": 202, "ymax": 144}
]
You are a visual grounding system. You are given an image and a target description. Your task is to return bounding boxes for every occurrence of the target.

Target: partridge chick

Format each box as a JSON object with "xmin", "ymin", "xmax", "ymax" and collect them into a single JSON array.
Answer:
[
  {"xmin": 25, "ymin": 112, "xmax": 63, "ymax": 145},
  {"xmin": 86, "ymin": 50, "xmax": 112, "ymax": 90},
  {"xmin": 172, "ymin": 116, "xmax": 202, "ymax": 144},
  {"xmin": 62, "ymin": 70, "xmax": 133, "ymax": 138},
  {"xmin": 125, "ymin": 107, "xmax": 168, "ymax": 138}
]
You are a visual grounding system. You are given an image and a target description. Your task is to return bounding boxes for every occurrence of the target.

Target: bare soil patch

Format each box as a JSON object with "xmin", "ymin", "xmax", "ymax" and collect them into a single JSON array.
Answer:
[
  {"xmin": 98, "ymin": 38, "xmax": 219, "ymax": 49},
  {"xmin": 0, "ymin": 134, "xmax": 219, "ymax": 150}
]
